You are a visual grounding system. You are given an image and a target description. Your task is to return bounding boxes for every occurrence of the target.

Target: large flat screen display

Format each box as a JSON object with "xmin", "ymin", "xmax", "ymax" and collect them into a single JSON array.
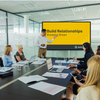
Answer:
[{"xmin": 42, "ymin": 22, "xmax": 91, "ymax": 50}]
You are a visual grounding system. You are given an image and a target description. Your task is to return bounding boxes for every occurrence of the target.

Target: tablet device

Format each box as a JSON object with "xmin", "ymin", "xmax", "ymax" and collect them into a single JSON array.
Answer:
[{"xmin": 70, "ymin": 71, "xmax": 83, "ymax": 81}]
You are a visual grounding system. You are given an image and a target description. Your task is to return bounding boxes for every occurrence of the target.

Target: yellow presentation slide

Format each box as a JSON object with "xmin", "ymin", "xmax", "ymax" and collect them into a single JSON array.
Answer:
[{"xmin": 43, "ymin": 22, "xmax": 90, "ymax": 45}]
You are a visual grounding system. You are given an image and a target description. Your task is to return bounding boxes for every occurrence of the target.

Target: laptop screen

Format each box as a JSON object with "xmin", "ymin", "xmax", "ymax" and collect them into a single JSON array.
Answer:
[
  {"xmin": 47, "ymin": 58, "xmax": 53, "ymax": 70},
  {"xmin": 29, "ymin": 55, "xmax": 36, "ymax": 63}
]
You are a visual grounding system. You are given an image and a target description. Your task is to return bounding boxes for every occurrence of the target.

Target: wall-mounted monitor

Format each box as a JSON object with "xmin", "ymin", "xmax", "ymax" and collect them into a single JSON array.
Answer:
[{"xmin": 42, "ymin": 22, "xmax": 91, "ymax": 50}]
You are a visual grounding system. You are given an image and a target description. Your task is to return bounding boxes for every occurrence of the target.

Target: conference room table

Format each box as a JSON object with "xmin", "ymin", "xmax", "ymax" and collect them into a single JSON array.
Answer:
[{"xmin": 0, "ymin": 58, "xmax": 75, "ymax": 100}]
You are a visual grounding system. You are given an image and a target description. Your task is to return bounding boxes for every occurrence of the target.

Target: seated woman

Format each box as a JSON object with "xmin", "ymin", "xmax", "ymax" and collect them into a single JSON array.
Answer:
[
  {"xmin": 62, "ymin": 46, "xmax": 100, "ymax": 100},
  {"xmin": 95, "ymin": 45, "xmax": 100, "ymax": 54},
  {"xmin": 61, "ymin": 55, "xmax": 100, "ymax": 100},
  {"xmin": 69, "ymin": 42, "xmax": 94, "ymax": 69},
  {"xmin": 97, "ymin": 50, "xmax": 100, "ymax": 55},
  {"xmin": 3, "ymin": 45, "xmax": 13, "ymax": 67},
  {"xmin": 76, "ymin": 55, "xmax": 100, "ymax": 100},
  {"xmin": 15, "ymin": 44, "xmax": 27, "ymax": 62}
]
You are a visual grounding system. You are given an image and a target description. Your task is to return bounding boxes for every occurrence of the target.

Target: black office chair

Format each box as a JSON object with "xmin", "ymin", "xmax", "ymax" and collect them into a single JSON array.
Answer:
[
  {"xmin": 14, "ymin": 55, "xmax": 18, "ymax": 62},
  {"xmin": 0, "ymin": 57, "xmax": 3, "ymax": 67}
]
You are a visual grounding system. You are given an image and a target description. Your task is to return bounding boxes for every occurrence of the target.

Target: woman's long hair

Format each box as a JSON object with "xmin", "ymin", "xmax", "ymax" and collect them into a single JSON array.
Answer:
[
  {"xmin": 97, "ymin": 45, "xmax": 100, "ymax": 51},
  {"xmin": 78, "ymin": 55, "xmax": 100, "ymax": 99},
  {"xmin": 3, "ymin": 45, "xmax": 11, "ymax": 55},
  {"xmin": 83, "ymin": 42, "xmax": 94, "ymax": 58}
]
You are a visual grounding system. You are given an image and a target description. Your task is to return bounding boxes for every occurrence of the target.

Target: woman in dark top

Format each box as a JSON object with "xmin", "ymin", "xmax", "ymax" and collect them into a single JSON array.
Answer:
[
  {"xmin": 69, "ymin": 42, "xmax": 94, "ymax": 69},
  {"xmin": 15, "ymin": 44, "xmax": 27, "ymax": 62},
  {"xmin": 95, "ymin": 45, "xmax": 100, "ymax": 54},
  {"xmin": 61, "ymin": 43, "xmax": 94, "ymax": 100}
]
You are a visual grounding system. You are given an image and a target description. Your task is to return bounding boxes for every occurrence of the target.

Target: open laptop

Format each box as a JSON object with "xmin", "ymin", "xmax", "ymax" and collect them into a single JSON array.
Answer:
[
  {"xmin": 18, "ymin": 55, "xmax": 36, "ymax": 64},
  {"xmin": 47, "ymin": 58, "xmax": 64, "ymax": 73}
]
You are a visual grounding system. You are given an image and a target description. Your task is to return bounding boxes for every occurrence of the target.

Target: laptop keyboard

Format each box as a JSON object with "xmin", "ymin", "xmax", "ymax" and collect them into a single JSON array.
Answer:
[{"xmin": 52, "ymin": 68, "xmax": 57, "ymax": 71}]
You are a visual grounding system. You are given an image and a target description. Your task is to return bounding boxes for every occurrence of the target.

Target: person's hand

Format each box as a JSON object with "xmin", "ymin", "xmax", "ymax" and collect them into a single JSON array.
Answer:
[
  {"xmin": 74, "ymin": 76, "xmax": 83, "ymax": 86},
  {"xmin": 74, "ymin": 69, "xmax": 81, "ymax": 74},
  {"xmin": 82, "ymin": 75, "xmax": 86, "ymax": 81},
  {"xmin": 75, "ymin": 60, "xmax": 80, "ymax": 63},
  {"xmin": 73, "ymin": 76, "xmax": 79, "ymax": 84},
  {"xmin": 68, "ymin": 64, "xmax": 76, "ymax": 67},
  {"xmin": 72, "ymin": 57, "xmax": 77, "ymax": 60},
  {"xmin": 54, "ymin": 35, "xmax": 58, "ymax": 39},
  {"xmin": 41, "ymin": 44, "xmax": 45, "ymax": 47}
]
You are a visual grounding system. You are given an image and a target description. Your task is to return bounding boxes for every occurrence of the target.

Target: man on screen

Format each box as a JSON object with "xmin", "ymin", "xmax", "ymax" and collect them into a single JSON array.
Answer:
[{"xmin": 35, "ymin": 29, "xmax": 58, "ymax": 58}]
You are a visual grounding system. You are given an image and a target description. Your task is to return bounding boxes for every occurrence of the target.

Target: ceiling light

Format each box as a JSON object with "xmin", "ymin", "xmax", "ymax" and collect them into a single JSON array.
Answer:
[
  {"xmin": 73, "ymin": 7, "xmax": 86, "ymax": 12},
  {"xmin": 40, "ymin": 11, "xmax": 50, "ymax": 15},
  {"xmin": 21, "ymin": 2, "xmax": 38, "ymax": 8},
  {"xmin": 68, "ymin": 0, "xmax": 80, "ymax": 2},
  {"xmin": 78, "ymin": 17, "xmax": 86, "ymax": 19}
]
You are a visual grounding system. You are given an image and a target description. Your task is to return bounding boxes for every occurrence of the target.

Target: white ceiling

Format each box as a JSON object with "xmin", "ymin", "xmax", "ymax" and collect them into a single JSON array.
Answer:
[{"xmin": 0, "ymin": 0, "xmax": 100, "ymax": 22}]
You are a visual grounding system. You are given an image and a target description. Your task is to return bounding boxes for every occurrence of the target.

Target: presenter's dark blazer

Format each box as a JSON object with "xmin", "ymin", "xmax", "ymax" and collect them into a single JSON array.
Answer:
[{"xmin": 77, "ymin": 52, "xmax": 93, "ymax": 69}]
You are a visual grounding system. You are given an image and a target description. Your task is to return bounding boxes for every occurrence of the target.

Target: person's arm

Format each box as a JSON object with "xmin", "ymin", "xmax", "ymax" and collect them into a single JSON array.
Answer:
[
  {"xmin": 47, "ymin": 35, "xmax": 58, "ymax": 43},
  {"xmin": 77, "ymin": 58, "xmax": 84, "ymax": 61},
  {"xmin": 24, "ymin": 57, "xmax": 27, "ymax": 60},
  {"xmin": 77, "ymin": 53, "xmax": 93, "ymax": 69},
  {"xmin": 47, "ymin": 38, "xmax": 54, "ymax": 43},
  {"xmin": 81, "ymin": 71, "xmax": 87, "ymax": 76},
  {"xmin": 11, "ymin": 60, "xmax": 13, "ymax": 65},
  {"xmin": 16, "ymin": 56, "xmax": 22, "ymax": 62},
  {"xmin": 3, "ymin": 56, "xmax": 12, "ymax": 67},
  {"xmin": 74, "ymin": 77, "xmax": 84, "ymax": 86}
]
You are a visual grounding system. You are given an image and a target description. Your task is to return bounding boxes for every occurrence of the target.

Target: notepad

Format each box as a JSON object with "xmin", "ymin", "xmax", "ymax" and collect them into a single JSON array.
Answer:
[
  {"xmin": 42, "ymin": 72, "xmax": 69, "ymax": 79},
  {"xmin": 0, "ymin": 67, "xmax": 13, "ymax": 73},
  {"xmin": 28, "ymin": 81, "xmax": 66, "ymax": 95},
  {"xmin": 55, "ymin": 60, "xmax": 67, "ymax": 63},
  {"xmin": 53, "ymin": 65, "xmax": 69, "ymax": 69},
  {"xmin": 18, "ymin": 75, "xmax": 48, "ymax": 84}
]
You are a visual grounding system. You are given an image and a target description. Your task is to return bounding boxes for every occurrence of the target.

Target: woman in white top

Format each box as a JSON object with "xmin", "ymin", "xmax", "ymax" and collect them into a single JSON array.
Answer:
[
  {"xmin": 61, "ymin": 55, "xmax": 100, "ymax": 100},
  {"xmin": 76, "ymin": 55, "xmax": 100, "ymax": 100}
]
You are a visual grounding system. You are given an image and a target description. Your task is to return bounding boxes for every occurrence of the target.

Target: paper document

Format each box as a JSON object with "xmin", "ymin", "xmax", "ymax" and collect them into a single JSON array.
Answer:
[
  {"xmin": 42, "ymin": 72, "xmax": 69, "ymax": 79},
  {"xmin": 18, "ymin": 60, "xmax": 29, "ymax": 64},
  {"xmin": 0, "ymin": 67, "xmax": 13, "ymax": 72},
  {"xmin": 55, "ymin": 60, "xmax": 66, "ymax": 63},
  {"xmin": 53, "ymin": 65, "xmax": 69, "ymax": 69},
  {"xmin": 18, "ymin": 75, "xmax": 47, "ymax": 84},
  {"xmin": 67, "ymin": 60, "xmax": 78, "ymax": 64},
  {"xmin": 28, "ymin": 81, "xmax": 66, "ymax": 95},
  {"xmin": 32, "ymin": 60, "xmax": 45, "ymax": 64},
  {"xmin": 35, "ymin": 58, "xmax": 46, "ymax": 61}
]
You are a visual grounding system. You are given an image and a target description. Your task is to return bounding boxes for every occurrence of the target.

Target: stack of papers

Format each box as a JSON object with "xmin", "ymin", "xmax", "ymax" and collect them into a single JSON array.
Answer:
[
  {"xmin": 42, "ymin": 72, "xmax": 69, "ymax": 79},
  {"xmin": 53, "ymin": 65, "xmax": 69, "ymax": 69},
  {"xmin": 32, "ymin": 58, "xmax": 46, "ymax": 64},
  {"xmin": 55, "ymin": 60, "xmax": 66, "ymax": 63},
  {"xmin": 18, "ymin": 75, "xmax": 48, "ymax": 84},
  {"xmin": 0, "ymin": 67, "xmax": 13, "ymax": 73},
  {"xmin": 18, "ymin": 61, "xmax": 29, "ymax": 64},
  {"xmin": 29, "ymin": 81, "xmax": 66, "ymax": 95}
]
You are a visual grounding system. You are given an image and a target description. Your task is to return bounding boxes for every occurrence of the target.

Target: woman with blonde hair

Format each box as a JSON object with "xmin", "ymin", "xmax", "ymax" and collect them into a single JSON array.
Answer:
[
  {"xmin": 61, "ymin": 55, "xmax": 100, "ymax": 100},
  {"xmin": 3, "ymin": 45, "xmax": 13, "ymax": 67},
  {"xmin": 15, "ymin": 44, "xmax": 27, "ymax": 62},
  {"xmin": 76, "ymin": 55, "xmax": 100, "ymax": 100}
]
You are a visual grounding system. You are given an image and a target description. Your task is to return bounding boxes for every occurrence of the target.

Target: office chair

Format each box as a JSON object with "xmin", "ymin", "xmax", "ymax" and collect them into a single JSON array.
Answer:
[
  {"xmin": 0, "ymin": 57, "xmax": 3, "ymax": 67},
  {"xmin": 14, "ymin": 55, "xmax": 18, "ymax": 62}
]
